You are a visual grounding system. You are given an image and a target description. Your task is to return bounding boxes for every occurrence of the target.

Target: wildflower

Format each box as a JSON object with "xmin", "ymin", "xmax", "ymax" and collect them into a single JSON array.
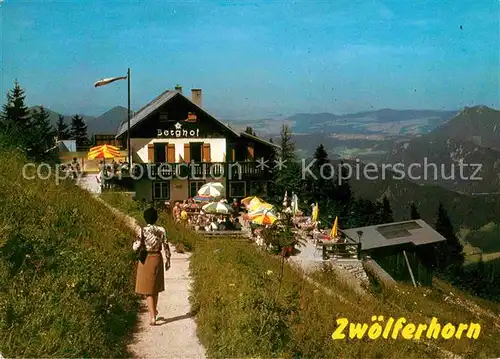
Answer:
[
  {"xmin": 266, "ymin": 270, "xmax": 273, "ymax": 275},
  {"xmin": 423, "ymin": 293, "xmax": 427, "ymax": 297},
  {"xmin": 229, "ymin": 283, "xmax": 235, "ymax": 287}
]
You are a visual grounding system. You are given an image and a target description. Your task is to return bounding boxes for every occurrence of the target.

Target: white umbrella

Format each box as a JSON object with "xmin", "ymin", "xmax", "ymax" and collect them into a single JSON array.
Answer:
[
  {"xmin": 202, "ymin": 201, "xmax": 233, "ymax": 214},
  {"xmin": 197, "ymin": 182, "xmax": 225, "ymax": 199}
]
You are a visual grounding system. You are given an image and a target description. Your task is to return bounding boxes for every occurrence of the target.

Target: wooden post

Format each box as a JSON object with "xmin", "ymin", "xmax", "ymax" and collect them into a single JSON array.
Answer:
[{"xmin": 403, "ymin": 250, "xmax": 417, "ymax": 287}]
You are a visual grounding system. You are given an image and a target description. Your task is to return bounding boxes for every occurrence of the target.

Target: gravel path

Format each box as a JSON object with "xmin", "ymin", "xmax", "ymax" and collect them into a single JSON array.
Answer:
[
  {"xmin": 127, "ymin": 251, "xmax": 206, "ymax": 359},
  {"xmin": 88, "ymin": 193, "xmax": 206, "ymax": 358}
]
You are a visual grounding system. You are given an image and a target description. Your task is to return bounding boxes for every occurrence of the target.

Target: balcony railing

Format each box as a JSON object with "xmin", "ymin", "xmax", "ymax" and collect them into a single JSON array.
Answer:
[{"xmin": 129, "ymin": 161, "xmax": 271, "ymax": 180}]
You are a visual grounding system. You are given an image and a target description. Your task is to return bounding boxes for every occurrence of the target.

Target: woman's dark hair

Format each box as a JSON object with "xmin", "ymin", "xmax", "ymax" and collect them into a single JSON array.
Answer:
[{"xmin": 143, "ymin": 207, "xmax": 158, "ymax": 225}]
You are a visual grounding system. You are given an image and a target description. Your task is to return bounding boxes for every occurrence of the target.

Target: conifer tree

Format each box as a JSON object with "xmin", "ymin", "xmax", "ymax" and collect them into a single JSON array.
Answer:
[
  {"xmin": 333, "ymin": 161, "xmax": 353, "ymax": 217},
  {"xmin": 378, "ymin": 196, "xmax": 394, "ymax": 223},
  {"xmin": 435, "ymin": 202, "xmax": 464, "ymax": 275},
  {"xmin": 70, "ymin": 114, "xmax": 89, "ymax": 147},
  {"xmin": 244, "ymin": 126, "xmax": 256, "ymax": 136},
  {"xmin": 275, "ymin": 124, "xmax": 301, "ymax": 201},
  {"xmin": 0, "ymin": 80, "xmax": 32, "ymax": 148},
  {"xmin": 30, "ymin": 106, "xmax": 56, "ymax": 161},
  {"xmin": 410, "ymin": 202, "xmax": 420, "ymax": 219},
  {"xmin": 56, "ymin": 115, "xmax": 70, "ymax": 141}
]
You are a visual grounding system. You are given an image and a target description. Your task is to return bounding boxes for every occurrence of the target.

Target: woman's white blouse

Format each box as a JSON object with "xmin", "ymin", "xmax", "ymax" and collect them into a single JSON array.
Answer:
[{"xmin": 132, "ymin": 224, "xmax": 167, "ymax": 252}]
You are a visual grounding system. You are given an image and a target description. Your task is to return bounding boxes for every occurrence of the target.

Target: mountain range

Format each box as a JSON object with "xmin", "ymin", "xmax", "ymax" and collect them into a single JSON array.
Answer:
[
  {"xmin": 385, "ymin": 106, "xmax": 500, "ymax": 194},
  {"xmin": 39, "ymin": 105, "xmax": 458, "ymax": 139}
]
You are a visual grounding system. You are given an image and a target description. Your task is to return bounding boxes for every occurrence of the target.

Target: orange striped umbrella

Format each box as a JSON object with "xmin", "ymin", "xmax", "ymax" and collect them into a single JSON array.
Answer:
[{"xmin": 87, "ymin": 144, "xmax": 121, "ymax": 159}]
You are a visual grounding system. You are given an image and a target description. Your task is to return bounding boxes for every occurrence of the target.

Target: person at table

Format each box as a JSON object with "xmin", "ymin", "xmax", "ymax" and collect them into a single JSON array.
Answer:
[
  {"xmin": 172, "ymin": 202, "xmax": 181, "ymax": 222},
  {"xmin": 180, "ymin": 207, "xmax": 188, "ymax": 224},
  {"xmin": 233, "ymin": 217, "xmax": 242, "ymax": 230},
  {"xmin": 231, "ymin": 198, "xmax": 239, "ymax": 213}
]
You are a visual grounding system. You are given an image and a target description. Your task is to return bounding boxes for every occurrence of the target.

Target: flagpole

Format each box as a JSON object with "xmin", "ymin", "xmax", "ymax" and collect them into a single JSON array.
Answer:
[{"xmin": 127, "ymin": 68, "xmax": 131, "ymax": 165}]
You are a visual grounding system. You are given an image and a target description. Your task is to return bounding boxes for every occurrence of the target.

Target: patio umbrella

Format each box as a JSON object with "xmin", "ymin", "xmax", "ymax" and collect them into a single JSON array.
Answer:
[
  {"xmin": 329, "ymin": 216, "xmax": 339, "ymax": 238},
  {"xmin": 248, "ymin": 202, "xmax": 274, "ymax": 215},
  {"xmin": 283, "ymin": 191, "xmax": 289, "ymax": 206},
  {"xmin": 312, "ymin": 202, "xmax": 319, "ymax": 222},
  {"xmin": 193, "ymin": 195, "xmax": 215, "ymax": 202},
  {"xmin": 202, "ymin": 202, "xmax": 233, "ymax": 214},
  {"xmin": 87, "ymin": 144, "xmax": 121, "ymax": 160},
  {"xmin": 197, "ymin": 182, "xmax": 225, "ymax": 199},
  {"xmin": 247, "ymin": 197, "xmax": 265, "ymax": 211},
  {"xmin": 241, "ymin": 196, "xmax": 262, "ymax": 206},
  {"xmin": 251, "ymin": 210, "xmax": 277, "ymax": 225}
]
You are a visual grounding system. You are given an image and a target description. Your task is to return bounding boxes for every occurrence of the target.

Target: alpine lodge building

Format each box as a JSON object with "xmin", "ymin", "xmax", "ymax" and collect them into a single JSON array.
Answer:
[{"xmin": 112, "ymin": 86, "xmax": 280, "ymax": 202}]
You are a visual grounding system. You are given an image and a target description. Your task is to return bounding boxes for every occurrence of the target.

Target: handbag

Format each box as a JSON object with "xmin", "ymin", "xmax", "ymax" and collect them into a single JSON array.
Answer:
[{"xmin": 136, "ymin": 228, "xmax": 147, "ymax": 264}]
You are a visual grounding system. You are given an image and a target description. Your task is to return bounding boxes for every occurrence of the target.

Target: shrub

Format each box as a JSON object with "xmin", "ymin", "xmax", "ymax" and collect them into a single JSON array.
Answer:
[{"xmin": 0, "ymin": 150, "xmax": 138, "ymax": 357}]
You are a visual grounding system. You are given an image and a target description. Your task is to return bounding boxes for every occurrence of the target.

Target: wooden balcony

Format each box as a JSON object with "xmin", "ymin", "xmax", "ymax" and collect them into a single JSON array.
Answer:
[{"xmin": 130, "ymin": 161, "xmax": 271, "ymax": 180}]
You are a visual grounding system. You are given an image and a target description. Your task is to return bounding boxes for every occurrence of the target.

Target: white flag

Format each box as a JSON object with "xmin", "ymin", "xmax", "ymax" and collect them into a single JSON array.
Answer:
[{"xmin": 94, "ymin": 76, "xmax": 127, "ymax": 87}]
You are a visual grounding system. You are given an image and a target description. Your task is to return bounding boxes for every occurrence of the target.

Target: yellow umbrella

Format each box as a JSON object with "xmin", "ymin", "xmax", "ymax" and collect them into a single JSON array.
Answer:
[
  {"xmin": 312, "ymin": 202, "xmax": 319, "ymax": 222},
  {"xmin": 251, "ymin": 211, "xmax": 277, "ymax": 225},
  {"xmin": 247, "ymin": 197, "xmax": 265, "ymax": 210},
  {"xmin": 242, "ymin": 196, "xmax": 263, "ymax": 206},
  {"xmin": 329, "ymin": 216, "xmax": 339, "ymax": 238},
  {"xmin": 250, "ymin": 202, "xmax": 274, "ymax": 212}
]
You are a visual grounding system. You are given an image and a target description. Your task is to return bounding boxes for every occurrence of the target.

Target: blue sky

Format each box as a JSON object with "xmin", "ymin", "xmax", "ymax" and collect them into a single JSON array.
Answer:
[{"xmin": 2, "ymin": 0, "xmax": 499, "ymax": 120}]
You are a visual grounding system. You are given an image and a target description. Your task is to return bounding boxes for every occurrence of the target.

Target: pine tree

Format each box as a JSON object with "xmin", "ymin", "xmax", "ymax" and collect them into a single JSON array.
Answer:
[
  {"xmin": 244, "ymin": 126, "xmax": 256, "ymax": 136},
  {"xmin": 279, "ymin": 124, "xmax": 296, "ymax": 163},
  {"xmin": 0, "ymin": 80, "xmax": 32, "ymax": 148},
  {"xmin": 333, "ymin": 161, "xmax": 353, "ymax": 217},
  {"xmin": 56, "ymin": 115, "xmax": 70, "ymax": 141},
  {"xmin": 275, "ymin": 124, "xmax": 301, "ymax": 199},
  {"xmin": 30, "ymin": 106, "xmax": 56, "ymax": 161},
  {"xmin": 70, "ymin": 114, "xmax": 89, "ymax": 147},
  {"xmin": 378, "ymin": 196, "xmax": 394, "ymax": 223},
  {"xmin": 435, "ymin": 202, "xmax": 464, "ymax": 275},
  {"xmin": 410, "ymin": 202, "xmax": 420, "ymax": 219}
]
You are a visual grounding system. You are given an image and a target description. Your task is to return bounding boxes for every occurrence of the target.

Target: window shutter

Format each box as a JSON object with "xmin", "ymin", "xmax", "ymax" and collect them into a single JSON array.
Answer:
[
  {"xmin": 167, "ymin": 144, "xmax": 175, "ymax": 162},
  {"xmin": 247, "ymin": 145, "xmax": 254, "ymax": 160},
  {"xmin": 148, "ymin": 144, "xmax": 154, "ymax": 163},
  {"xmin": 183, "ymin": 143, "xmax": 190, "ymax": 163},
  {"xmin": 202, "ymin": 143, "xmax": 211, "ymax": 162}
]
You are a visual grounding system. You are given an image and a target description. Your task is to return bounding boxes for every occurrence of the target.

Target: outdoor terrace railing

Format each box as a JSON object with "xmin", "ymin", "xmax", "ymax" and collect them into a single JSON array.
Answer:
[{"xmin": 130, "ymin": 161, "xmax": 271, "ymax": 180}]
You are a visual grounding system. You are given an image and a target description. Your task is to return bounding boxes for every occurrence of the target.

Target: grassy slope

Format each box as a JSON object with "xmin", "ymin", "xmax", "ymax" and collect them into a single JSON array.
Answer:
[
  {"xmin": 104, "ymin": 193, "xmax": 500, "ymax": 359},
  {"xmin": 0, "ymin": 151, "xmax": 138, "ymax": 357}
]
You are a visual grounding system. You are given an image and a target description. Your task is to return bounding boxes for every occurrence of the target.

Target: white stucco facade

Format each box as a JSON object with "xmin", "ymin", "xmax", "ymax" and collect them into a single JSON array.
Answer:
[{"xmin": 131, "ymin": 138, "xmax": 227, "ymax": 163}]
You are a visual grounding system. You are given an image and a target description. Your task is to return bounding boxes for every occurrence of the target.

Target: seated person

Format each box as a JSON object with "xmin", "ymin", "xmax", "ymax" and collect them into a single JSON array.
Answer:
[
  {"xmin": 233, "ymin": 218, "xmax": 242, "ymax": 230},
  {"xmin": 180, "ymin": 208, "xmax": 188, "ymax": 222}
]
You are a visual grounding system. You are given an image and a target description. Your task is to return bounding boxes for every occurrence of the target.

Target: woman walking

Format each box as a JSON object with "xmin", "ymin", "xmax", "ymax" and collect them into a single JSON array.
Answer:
[{"xmin": 133, "ymin": 207, "xmax": 171, "ymax": 325}]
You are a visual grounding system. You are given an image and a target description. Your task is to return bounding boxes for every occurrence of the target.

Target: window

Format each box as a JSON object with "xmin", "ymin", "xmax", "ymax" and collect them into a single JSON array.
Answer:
[
  {"xmin": 248, "ymin": 181, "xmax": 266, "ymax": 196},
  {"xmin": 153, "ymin": 181, "xmax": 170, "ymax": 199},
  {"xmin": 189, "ymin": 181, "xmax": 206, "ymax": 197},
  {"xmin": 190, "ymin": 142, "xmax": 203, "ymax": 162},
  {"xmin": 229, "ymin": 181, "xmax": 246, "ymax": 198},
  {"xmin": 154, "ymin": 143, "xmax": 166, "ymax": 163}
]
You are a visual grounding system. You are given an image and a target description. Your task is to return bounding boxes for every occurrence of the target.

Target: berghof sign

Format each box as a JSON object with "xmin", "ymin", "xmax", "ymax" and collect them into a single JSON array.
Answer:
[{"xmin": 157, "ymin": 121, "xmax": 200, "ymax": 138}]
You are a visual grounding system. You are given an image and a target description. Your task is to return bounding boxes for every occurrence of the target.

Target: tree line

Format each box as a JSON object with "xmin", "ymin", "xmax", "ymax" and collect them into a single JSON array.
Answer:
[{"xmin": 0, "ymin": 81, "xmax": 91, "ymax": 162}]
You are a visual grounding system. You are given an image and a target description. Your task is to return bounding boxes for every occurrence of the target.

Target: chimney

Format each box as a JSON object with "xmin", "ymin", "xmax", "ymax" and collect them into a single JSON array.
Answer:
[
  {"xmin": 191, "ymin": 88, "xmax": 202, "ymax": 107},
  {"xmin": 174, "ymin": 84, "xmax": 182, "ymax": 93}
]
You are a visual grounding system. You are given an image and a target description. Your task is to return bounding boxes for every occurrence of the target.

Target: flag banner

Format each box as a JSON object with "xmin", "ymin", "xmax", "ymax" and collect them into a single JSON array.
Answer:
[{"xmin": 94, "ymin": 76, "xmax": 127, "ymax": 87}]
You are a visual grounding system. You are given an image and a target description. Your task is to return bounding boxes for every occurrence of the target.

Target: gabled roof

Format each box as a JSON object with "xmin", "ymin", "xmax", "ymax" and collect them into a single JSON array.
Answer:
[
  {"xmin": 115, "ymin": 90, "xmax": 240, "ymax": 138},
  {"xmin": 240, "ymin": 131, "xmax": 281, "ymax": 149},
  {"xmin": 341, "ymin": 219, "xmax": 446, "ymax": 251}
]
